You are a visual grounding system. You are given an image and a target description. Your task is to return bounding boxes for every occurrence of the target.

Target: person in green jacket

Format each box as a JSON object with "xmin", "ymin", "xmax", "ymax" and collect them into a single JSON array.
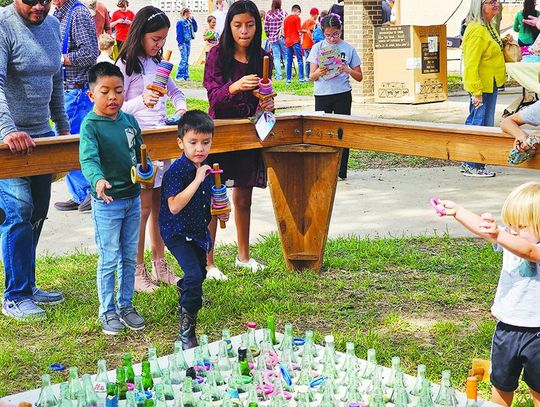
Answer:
[
  {"xmin": 461, "ymin": 0, "xmax": 506, "ymax": 177},
  {"xmin": 513, "ymin": 0, "xmax": 540, "ymax": 46},
  {"xmin": 79, "ymin": 62, "xmax": 149, "ymax": 335}
]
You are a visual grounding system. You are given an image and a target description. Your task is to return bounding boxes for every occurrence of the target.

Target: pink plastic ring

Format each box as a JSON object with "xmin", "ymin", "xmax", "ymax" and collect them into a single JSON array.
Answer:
[
  {"xmin": 210, "ymin": 169, "xmax": 223, "ymax": 174},
  {"xmin": 430, "ymin": 198, "xmax": 446, "ymax": 216}
]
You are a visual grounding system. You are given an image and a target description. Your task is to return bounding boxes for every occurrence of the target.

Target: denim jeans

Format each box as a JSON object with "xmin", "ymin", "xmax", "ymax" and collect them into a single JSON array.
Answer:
[
  {"xmin": 270, "ymin": 38, "xmax": 286, "ymax": 80},
  {"xmin": 464, "ymin": 88, "xmax": 498, "ymax": 169},
  {"xmin": 65, "ymin": 88, "xmax": 93, "ymax": 203},
  {"xmin": 304, "ymin": 48, "xmax": 311, "ymax": 78},
  {"xmin": 286, "ymin": 42, "xmax": 304, "ymax": 81},
  {"xmin": 166, "ymin": 238, "xmax": 207, "ymax": 315},
  {"xmin": 91, "ymin": 196, "xmax": 141, "ymax": 316},
  {"xmin": 177, "ymin": 42, "xmax": 191, "ymax": 80},
  {"xmin": 0, "ymin": 131, "xmax": 54, "ymax": 301}
]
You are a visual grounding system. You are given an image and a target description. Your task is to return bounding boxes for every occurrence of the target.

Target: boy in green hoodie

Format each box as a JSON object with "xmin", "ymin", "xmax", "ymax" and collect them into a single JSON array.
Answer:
[{"xmin": 79, "ymin": 62, "xmax": 149, "ymax": 335}]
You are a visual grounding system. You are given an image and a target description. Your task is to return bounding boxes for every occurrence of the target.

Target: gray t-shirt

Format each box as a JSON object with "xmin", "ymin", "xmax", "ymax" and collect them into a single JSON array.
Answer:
[
  {"xmin": 306, "ymin": 39, "xmax": 361, "ymax": 96},
  {"xmin": 519, "ymin": 99, "xmax": 540, "ymax": 126},
  {"xmin": 0, "ymin": 5, "xmax": 69, "ymax": 139}
]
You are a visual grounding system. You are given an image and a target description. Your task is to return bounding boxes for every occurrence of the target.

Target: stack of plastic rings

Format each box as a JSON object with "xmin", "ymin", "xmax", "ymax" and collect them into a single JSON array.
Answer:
[
  {"xmin": 210, "ymin": 168, "xmax": 229, "ymax": 211},
  {"xmin": 258, "ymin": 78, "xmax": 274, "ymax": 96},
  {"xmin": 151, "ymin": 60, "xmax": 174, "ymax": 94},
  {"xmin": 131, "ymin": 162, "xmax": 155, "ymax": 184}
]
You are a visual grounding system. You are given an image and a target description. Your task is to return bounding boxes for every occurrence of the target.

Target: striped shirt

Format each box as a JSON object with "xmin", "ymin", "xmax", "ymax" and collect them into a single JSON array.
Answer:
[
  {"xmin": 54, "ymin": 0, "xmax": 98, "ymax": 86},
  {"xmin": 264, "ymin": 9, "xmax": 287, "ymax": 44}
]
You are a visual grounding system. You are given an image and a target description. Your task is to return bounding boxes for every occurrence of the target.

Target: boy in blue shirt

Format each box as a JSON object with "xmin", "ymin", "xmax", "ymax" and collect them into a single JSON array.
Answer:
[
  {"xmin": 80, "ymin": 62, "xmax": 148, "ymax": 335},
  {"xmin": 159, "ymin": 110, "xmax": 228, "ymax": 349}
]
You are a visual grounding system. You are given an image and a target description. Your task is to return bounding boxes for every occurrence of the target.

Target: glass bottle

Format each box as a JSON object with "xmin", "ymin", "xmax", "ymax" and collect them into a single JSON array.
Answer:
[
  {"xmin": 367, "ymin": 367, "xmax": 385, "ymax": 402},
  {"xmin": 209, "ymin": 356, "xmax": 225, "ymax": 385},
  {"xmin": 321, "ymin": 335, "xmax": 338, "ymax": 366},
  {"xmin": 267, "ymin": 316, "xmax": 278, "ymax": 345},
  {"xmin": 464, "ymin": 376, "xmax": 478, "ymax": 407},
  {"xmin": 60, "ymin": 383, "xmax": 74, "ymax": 407},
  {"xmin": 320, "ymin": 378, "xmax": 337, "ymax": 406},
  {"xmin": 222, "ymin": 328, "xmax": 237, "ymax": 358},
  {"xmin": 148, "ymin": 346, "xmax": 163, "ymax": 384},
  {"xmin": 133, "ymin": 376, "xmax": 146, "ymax": 407},
  {"xmin": 125, "ymin": 391, "xmax": 137, "ymax": 407},
  {"xmin": 82, "ymin": 374, "xmax": 99, "ymax": 407},
  {"xmin": 105, "ymin": 382, "xmax": 117, "ymax": 407},
  {"xmin": 161, "ymin": 369, "xmax": 175, "ymax": 401},
  {"xmin": 199, "ymin": 335, "xmax": 212, "ymax": 364},
  {"xmin": 416, "ymin": 378, "xmax": 434, "ymax": 407},
  {"xmin": 238, "ymin": 346, "xmax": 251, "ymax": 376},
  {"xmin": 386, "ymin": 356, "xmax": 402, "ymax": 388},
  {"xmin": 153, "ymin": 384, "xmax": 167, "ymax": 407},
  {"xmin": 259, "ymin": 328, "xmax": 275, "ymax": 360},
  {"xmin": 341, "ymin": 370, "xmax": 362, "ymax": 405},
  {"xmin": 340, "ymin": 342, "xmax": 357, "ymax": 370},
  {"xmin": 434, "ymin": 370, "xmax": 452, "ymax": 405},
  {"xmin": 278, "ymin": 323, "xmax": 294, "ymax": 353},
  {"xmin": 410, "ymin": 365, "xmax": 427, "ymax": 396},
  {"xmin": 116, "ymin": 367, "xmax": 128, "ymax": 401},
  {"xmin": 94, "ymin": 359, "xmax": 109, "ymax": 403},
  {"xmin": 390, "ymin": 371, "xmax": 410, "ymax": 405},
  {"xmin": 69, "ymin": 367, "xmax": 82, "ymax": 401},
  {"xmin": 173, "ymin": 341, "xmax": 189, "ymax": 371},
  {"xmin": 217, "ymin": 341, "xmax": 233, "ymax": 375},
  {"xmin": 193, "ymin": 347, "xmax": 207, "ymax": 377},
  {"xmin": 295, "ymin": 385, "xmax": 311, "ymax": 407},
  {"xmin": 180, "ymin": 377, "xmax": 196, "ymax": 407},
  {"xmin": 141, "ymin": 361, "xmax": 154, "ymax": 391},
  {"xmin": 123, "ymin": 354, "xmax": 136, "ymax": 385},
  {"xmin": 246, "ymin": 322, "xmax": 260, "ymax": 357},
  {"xmin": 37, "ymin": 374, "xmax": 58, "ymax": 407},
  {"xmin": 205, "ymin": 369, "xmax": 222, "ymax": 401},
  {"xmin": 269, "ymin": 373, "xmax": 289, "ymax": 407},
  {"xmin": 76, "ymin": 388, "xmax": 87, "ymax": 407},
  {"xmin": 301, "ymin": 330, "xmax": 318, "ymax": 359},
  {"xmin": 361, "ymin": 348, "xmax": 377, "ymax": 379},
  {"xmin": 198, "ymin": 384, "xmax": 213, "ymax": 407},
  {"xmin": 167, "ymin": 355, "xmax": 182, "ymax": 386}
]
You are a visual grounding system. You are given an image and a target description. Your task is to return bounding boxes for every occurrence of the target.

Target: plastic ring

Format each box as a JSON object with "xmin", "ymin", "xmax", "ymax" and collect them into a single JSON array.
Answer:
[
  {"xmin": 48, "ymin": 363, "xmax": 65, "ymax": 371},
  {"xmin": 210, "ymin": 168, "xmax": 223, "ymax": 174},
  {"xmin": 309, "ymin": 375, "xmax": 327, "ymax": 388},
  {"xmin": 280, "ymin": 364, "xmax": 292, "ymax": 386},
  {"xmin": 293, "ymin": 337, "xmax": 305, "ymax": 346}
]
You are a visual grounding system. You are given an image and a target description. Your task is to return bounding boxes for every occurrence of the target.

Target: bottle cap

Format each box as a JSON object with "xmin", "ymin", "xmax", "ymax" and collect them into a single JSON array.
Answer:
[
  {"xmin": 247, "ymin": 321, "xmax": 257, "ymax": 329},
  {"xmin": 324, "ymin": 335, "xmax": 334, "ymax": 343}
]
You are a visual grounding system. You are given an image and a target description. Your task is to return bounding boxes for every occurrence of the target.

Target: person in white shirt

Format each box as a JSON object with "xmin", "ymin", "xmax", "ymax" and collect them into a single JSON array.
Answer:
[
  {"xmin": 96, "ymin": 33, "xmax": 115, "ymax": 63},
  {"xmin": 212, "ymin": 0, "xmax": 227, "ymax": 35}
]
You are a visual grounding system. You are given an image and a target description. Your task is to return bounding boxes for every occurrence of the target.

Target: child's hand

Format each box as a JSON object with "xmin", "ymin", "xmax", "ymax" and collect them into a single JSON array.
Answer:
[
  {"xmin": 195, "ymin": 164, "xmax": 211, "ymax": 184},
  {"xmin": 338, "ymin": 64, "xmax": 351, "ymax": 75},
  {"xmin": 143, "ymin": 90, "xmax": 161, "ymax": 108},
  {"xmin": 96, "ymin": 179, "xmax": 113, "ymax": 203},
  {"xmin": 314, "ymin": 66, "xmax": 328, "ymax": 79},
  {"xmin": 479, "ymin": 212, "xmax": 499, "ymax": 239},
  {"xmin": 431, "ymin": 199, "xmax": 457, "ymax": 217},
  {"xmin": 230, "ymin": 74, "xmax": 259, "ymax": 93},
  {"xmin": 514, "ymin": 133, "xmax": 535, "ymax": 153},
  {"xmin": 217, "ymin": 212, "xmax": 229, "ymax": 223}
]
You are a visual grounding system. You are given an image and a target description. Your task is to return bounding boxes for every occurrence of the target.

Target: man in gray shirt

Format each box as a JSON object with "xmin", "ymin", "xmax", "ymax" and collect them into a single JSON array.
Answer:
[{"xmin": 0, "ymin": 0, "xmax": 70, "ymax": 321}]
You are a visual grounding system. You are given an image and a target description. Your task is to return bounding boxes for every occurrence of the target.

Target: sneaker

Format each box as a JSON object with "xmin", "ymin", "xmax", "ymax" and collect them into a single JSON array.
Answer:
[
  {"xmin": 118, "ymin": 306, "xmax": 145, "ymax": 331},
  {"xmin": 78, "ymin": 194, "xmax": 91, "ymax": 212},
  {"xmin": 459, "ymin": 162, "xmax": 468, "ymax": 173},
  {"xmin": 134, "ymin": 263, "xmax": 158, "ymax": 293},
  {"xmin": 235, "ymin": 257, "xmax": 266, "ymax": 272},
  {"xmin": 299, "ymin": 78, "xmax": 306, "ymax": 83},
  {"xmin": 31, "ymin": 287, "xmax": 64, "ymax": 305},
  {"xmin": 462, "ymin": 166, "xmax": 496, "ymax": 178},
  {"xmin": 54, "ymin": 199, "xmax": 79, "ymax": 211},
  {"xmin": 286, "ymin": 80, "xmax": 291, "ymax": 84},
  {"xmin": 151, "ymin": 258, "xmax": 180, "ymax": 285},
  {"xmin": 100, "ymin": 311, "xmax": 125, "ymax": 335},
  {"xmin": 2, "ymin": 298, "xmax": 46, "ymax": 321},
  {"xmin": 206, "ymin": 265, "xmax": 229, "ymax": 281}
]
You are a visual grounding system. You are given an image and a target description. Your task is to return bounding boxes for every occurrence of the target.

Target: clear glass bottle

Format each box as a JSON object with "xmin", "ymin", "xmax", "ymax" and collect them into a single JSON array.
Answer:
[
  {"xmin": 341, "ymin": 370, "xmax": 362, "ymax": 405},
  {"xmin": 246, "ymin": 322, "xmax": 260, "ymax": 357},
  {"xmin": 361, "ymin": 348, "xmax": 377, "ymax": 379},
  {"xmin": 193, "ymin": 346, "xmax": 207, "ymax": 377},
  {"xmin": 390, "ymin": 370, "xmax": 410, "ymax": 405},
  {"xmin": 76, "ymin": 388, "xmax": 87, "ymax": 407},
  {"xmin": 340, "ymin": 342, "xmax": 357, "ymax": 370},
  {"xmin": 222, "ymin": 328, "xmax": 237, "ymax": 358},
  {"xmin": 37, "ymin": 374, "xmax": 58, "ymax": 407},
  {"xmin": 125, "ymin": 391, "xmax": 137, "ymax": 407},
  {"xmin": 148, "ymin": 346, "xmax": 163, "ymax": 384},
  {"xmin": 434, "ymin": 370, "xmax": 452, "ymax": 405},
  {"xmin": 94, "ymin": 359, "xmax": 109, "ymax": 403},
  {"xmin": 198, "ymin": 384, "xmax": 213, "ymax": 407},
  {"xmin": 245, "ymin": 383, "xmax": 259, "ymax": 406},
  {"xmin": 60, "ymin": 383, "xmax": 74, "ymax": 407},
  {"xmin": 278, "ymin": 323, "xmax": 294, "ymax": 353},
  {"xmin": 153, "ymin": 384, "xmax": 167, "ymax": 407},
  {"xmin": 82, "ymin": 374, "xmax": 99, "ymax": 407},
  {"xmin": 410, "ymin": 364, "xmax": 427, "ymax": 396},
  {"xmin": 320, "ymin": 378, "xmax": 337, "ymax": 406},
  {"xmin": 217, "ymin": 341, "xmax": 233, "ymax": 374},
  {"xmin": 68, "ymin": 367, "xmax": 82, "ymax": 401},
  {"xmin": 161, "ymin": 369, "xmax": 175, "ymax": 401},
  {"xmin": 301, "ymin": 330, "xmax": 318, "ymax": 359},
  {"xmin": 180, "ymin": 376, "xmax": 196, "ymax": 407},
  {"xmin": 167, "ymin": 355, "xmax": 182, "ymax": 385},
  {"xmin": 209, "ymin": 356, "xmax": 225, "ymax": 385},
  {"xmin": 204, "ymin": 369, "xmax": 222, "ymax": 401},
  {"xmin": 385, "ymin": 356, "xmax": 402, "ymax": 388},
  {"xmin": 321, "ymin": 335, "xmax": 338, "ymax": 366},
  {"xmin": 416, "ymin": 378, "xmax": 434, "ymax": 407},
  {"xmin": 133, "ymin": 376, "xmax": 146, "ymax": 407},
  {"xmin": 123, "ymin": 354, "xmax": 135, "ymax": 385},
  {"xmin": 173, "ymin": 341, "xmax": 189, "ymax": 371},
  {"xmin": 199, "ymin": 334, "xmax": 211, "ymax": 365}
]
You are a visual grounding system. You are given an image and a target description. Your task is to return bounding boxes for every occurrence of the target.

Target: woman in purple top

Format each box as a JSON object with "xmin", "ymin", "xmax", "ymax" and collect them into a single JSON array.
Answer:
[{"xmin": 203, "ymin": 0, "xmax": 274, "ymax": 277}]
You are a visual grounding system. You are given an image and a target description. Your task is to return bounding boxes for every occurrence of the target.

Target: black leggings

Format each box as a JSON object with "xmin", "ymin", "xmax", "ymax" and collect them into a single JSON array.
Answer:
[{"xmin": 315, "ymin": 90, "xmax": 352, "ymax": 179}]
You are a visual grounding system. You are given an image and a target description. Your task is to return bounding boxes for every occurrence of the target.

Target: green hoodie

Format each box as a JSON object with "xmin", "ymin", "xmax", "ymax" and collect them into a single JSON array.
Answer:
[{"xmin": 79, "ymin": 110, "xmax": 147, "ymax": 200}]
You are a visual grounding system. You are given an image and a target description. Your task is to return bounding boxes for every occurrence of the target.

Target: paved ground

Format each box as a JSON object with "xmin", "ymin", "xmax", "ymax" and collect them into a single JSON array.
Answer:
[{"xmin": 36, "ymin": 87, "xmax": 538, "ymax": 256}]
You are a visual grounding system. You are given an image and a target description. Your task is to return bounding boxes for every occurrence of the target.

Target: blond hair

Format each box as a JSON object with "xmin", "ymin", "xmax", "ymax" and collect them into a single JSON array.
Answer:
[
  {"xmin": 98, "ymin": 33, "xmax": 115, "ymax": 51},
  {"xmin": 501, "ymin": 182, "xmax": 540, "ymax": 238}
]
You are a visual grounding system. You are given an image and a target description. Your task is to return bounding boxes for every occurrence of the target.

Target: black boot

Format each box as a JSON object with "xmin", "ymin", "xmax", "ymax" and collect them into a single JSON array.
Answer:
[{"xmin": 178, "ymin": 307, "xmax": 198, "ymax": 350}]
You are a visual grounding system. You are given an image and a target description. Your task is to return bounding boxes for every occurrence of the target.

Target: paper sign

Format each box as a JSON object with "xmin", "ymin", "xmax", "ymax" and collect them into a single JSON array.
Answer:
[
  {"xmin": 428, "ymin": 36, "xmax": 438, "ymax": 53},
  {"xmin": 255, "ymin": 112, "xmax": 276, "ymax": 141}
]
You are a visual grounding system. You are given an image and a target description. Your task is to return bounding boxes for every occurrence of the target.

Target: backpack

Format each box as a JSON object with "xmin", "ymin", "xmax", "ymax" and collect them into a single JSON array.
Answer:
[{"xmin": 313, "ymin": 26, "xmax": 324, "ymax": 44}]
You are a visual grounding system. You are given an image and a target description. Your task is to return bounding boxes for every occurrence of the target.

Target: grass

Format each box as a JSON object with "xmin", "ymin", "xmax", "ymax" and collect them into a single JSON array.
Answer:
[
  {"xmin": 0, "ymin": 234, "xmax": 535, "ymax": 405},
  {"xmin": 348, "ymin": 150, "xmax": 458, "ymax": 171}
]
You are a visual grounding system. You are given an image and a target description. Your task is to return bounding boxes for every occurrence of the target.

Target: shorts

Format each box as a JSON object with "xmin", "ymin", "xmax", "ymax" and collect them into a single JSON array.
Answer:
[
  {"xmin": 490, "ymin": 321, "xmax": 540, "ymax": 393},
  {"xmin": 149, "ymin": 159, "xmax": 171, "ymax": 189}
]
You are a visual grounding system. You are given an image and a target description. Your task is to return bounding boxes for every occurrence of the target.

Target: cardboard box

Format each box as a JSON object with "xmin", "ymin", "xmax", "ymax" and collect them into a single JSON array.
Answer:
[{"xmin": 374, "ymin": 25, "xmax": 448, "ymax": 104}]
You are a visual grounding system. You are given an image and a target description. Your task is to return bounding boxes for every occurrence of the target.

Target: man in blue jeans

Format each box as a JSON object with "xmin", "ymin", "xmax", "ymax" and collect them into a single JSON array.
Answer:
[
  {"xmin": 52, "ymin": 0, "xmax": 98, "ymax": 212},
  {"xmin": 0, "ymin": 0, "xmax": 70, "ymax": 321}
]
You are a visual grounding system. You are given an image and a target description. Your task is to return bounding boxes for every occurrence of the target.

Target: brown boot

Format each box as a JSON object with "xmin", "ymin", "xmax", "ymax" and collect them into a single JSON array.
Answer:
[
  {"xmin": 151, "ymin": 258, "xmax": 180, "ymax": 285},
  {"xmin": 134, "ymin": 264, "xmax": 158, "ymax": 293}
]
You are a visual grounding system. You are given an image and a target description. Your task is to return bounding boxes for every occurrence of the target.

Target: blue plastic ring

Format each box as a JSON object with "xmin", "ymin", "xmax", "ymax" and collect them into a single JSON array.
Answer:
[
  {"xmin": 309, "ymin": 375, "xmax": 327, "ymax": 388},
  {"xmin": 293, "ymin": 337, "xmax": 305, "ymax": 346},
  {"xmin": 280, "ymin": 364, "xmax": 292, "ymax": 386},
  {"xmin": 48, "ymin": 363, "xmax": 66, "ymax": 371}
]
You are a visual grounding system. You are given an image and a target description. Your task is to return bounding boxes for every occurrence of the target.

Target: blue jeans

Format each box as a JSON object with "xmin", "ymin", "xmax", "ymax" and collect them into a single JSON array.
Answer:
[
  {"xmin": 65, "ymin": 88, "xmax": 93, "ymax": 203},
  {"xmin": 464, "ymin": 88, "xmax": 498, "ymax": 169},
  {"xmin": 91, "ymin": 196, "xmax": 141, "ymax": 316},
  {"xmin": 286, "ymin": 42, "xmax": 304, "ymax": 82},
  {"xmin": 166, "ymin": 238, "xmax": 207, "ymax": 314},
  {"xmin": 0, "ymin": 131, "xmax": 54, "ymax": 301},
  {"xmin": 304, "ymin": 48, "xmax": 311, "ymax": 78},
  {"xmin": 270, "ymin": 38, "xmax": 286, "ymax": 80},
  {"xmin": 177, "ymin": 42, "xmax": 191, "ymax": 80}
]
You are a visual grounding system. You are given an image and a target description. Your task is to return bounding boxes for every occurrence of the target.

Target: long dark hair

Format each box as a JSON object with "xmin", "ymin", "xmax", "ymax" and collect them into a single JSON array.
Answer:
[
  {"xmin": 117, "ymin": 6, "xmax": 170, "ymax": 76},
  {"xmin": 523, "ymin": 0, "xmax": 539, "ymax": 35},
  {"xmin": 218, "ymin": 0, "xmax": 264, "ymax": 81}
]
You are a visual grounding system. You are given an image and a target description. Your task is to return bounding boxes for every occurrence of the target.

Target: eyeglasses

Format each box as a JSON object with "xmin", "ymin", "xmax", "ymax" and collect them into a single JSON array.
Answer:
[
  {"xmin": 482, "ymin": 0, "xmax": 498, "ymax": 5},
  {"xmin": 22, "ymin": 0, "xmax": 52, "ymax": 6},
  {"xmin": 324, "ymin": 31, "xmax": 341, "ymax": 39}
]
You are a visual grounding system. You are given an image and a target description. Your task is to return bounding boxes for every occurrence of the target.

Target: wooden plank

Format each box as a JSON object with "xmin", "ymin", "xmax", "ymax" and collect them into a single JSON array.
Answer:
[
  {"xmin": 0, "ymin": 116, "xmax": 303, "ymax": 179},
  {"xmin": 302, "ymin": 114, "xmax": 539, "ymax": 168},
  {"xmin": 264, "ymin": 144, "xmax": 342, "ymax": 272}
]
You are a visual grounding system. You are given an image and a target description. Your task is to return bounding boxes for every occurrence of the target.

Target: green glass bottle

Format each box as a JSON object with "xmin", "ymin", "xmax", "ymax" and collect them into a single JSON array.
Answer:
[
  {"xmin": 141, "ymin": 361, "xmax": 154, "ymax": 391},
  {"xmin": 116, "ymin": 367, "xmax": 128, "ymax": 401},
  {"xmin": 238, "ymin": 346, "xmax": 251, "ymax": 376},
  {"xmin": 105, "ymin": 382, "xmax": 118, "ymax": 407},
  {"xmin": 148, "ymin": 346, "xmax": 163, "ymax": 384},
  {"xmin": 37, "ymin": 374, "xmax": 58, "ymax": 407},
  {"xmin": 82, "ymin": 374, "xmax": 99, "ymax": 407},
  {"xmin": 267, "ymin": 316, "xmax": 278, "ymax": 345},
  {"xmin": 94, "ymin": 359, "xmax": 109, "ymax": 404},
  {"xmin": 68, "ymin": 367, "xmax": 82, "ymax": 401},
  {"xmin": 123, "ymin": 354, "xmax": 135, "ymax": 385}
]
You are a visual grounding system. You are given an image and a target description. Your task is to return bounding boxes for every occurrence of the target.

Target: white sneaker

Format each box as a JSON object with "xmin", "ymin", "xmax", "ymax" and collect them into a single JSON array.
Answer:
[
  {"xmin": 206, "ymin": 265, "xmax": 229, "ymax": 281},
  {"xmin": 235, "ymin": 257, "xmax": 266, "ymax": 272}
]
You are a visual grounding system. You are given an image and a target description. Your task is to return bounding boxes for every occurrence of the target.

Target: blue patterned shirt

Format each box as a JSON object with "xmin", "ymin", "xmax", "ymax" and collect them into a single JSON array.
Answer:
[
  {"xmin": 159, "ymin": 154, "xmax": 213, "ymax": 252},
  {"xmin": 54, "ymin": 0, "xmax": 98, "ymax": 85}
]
